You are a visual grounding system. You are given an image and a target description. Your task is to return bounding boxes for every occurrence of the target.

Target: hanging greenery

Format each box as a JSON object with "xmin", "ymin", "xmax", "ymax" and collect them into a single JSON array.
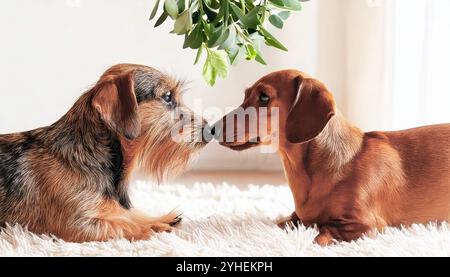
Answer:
[{"xmin": 150, "ymin": 0, "xmax": 309, "ymax": 86}]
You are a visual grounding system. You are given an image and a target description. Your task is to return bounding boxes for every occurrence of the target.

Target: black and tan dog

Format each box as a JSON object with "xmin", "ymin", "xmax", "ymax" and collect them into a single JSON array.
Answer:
[{"xmin": 0, "ymin": 64, "xmax": 210, "ymax": 242}]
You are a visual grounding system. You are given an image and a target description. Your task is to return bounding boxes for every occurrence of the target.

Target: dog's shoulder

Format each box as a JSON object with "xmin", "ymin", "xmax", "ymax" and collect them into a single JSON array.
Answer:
[{"xmin": 363, "ymin": 131, "xmax": 389, "ymax": 142}]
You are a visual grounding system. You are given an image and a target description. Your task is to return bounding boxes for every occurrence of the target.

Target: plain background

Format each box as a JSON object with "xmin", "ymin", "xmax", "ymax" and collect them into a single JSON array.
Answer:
[{"xmin": 1, "ymin": 0, "xmax": 449, "ymax": 172}]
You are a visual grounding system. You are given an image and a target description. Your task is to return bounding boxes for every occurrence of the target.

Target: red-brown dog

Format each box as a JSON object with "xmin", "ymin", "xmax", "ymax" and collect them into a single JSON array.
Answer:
[{"xmin": 215, "ymin": 69, "xmax": 450, "ymax": 245}]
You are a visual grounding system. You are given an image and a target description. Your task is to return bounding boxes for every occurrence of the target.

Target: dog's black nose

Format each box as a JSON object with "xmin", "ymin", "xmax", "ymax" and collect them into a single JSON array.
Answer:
[
  {"xmin": 202, "ymin": 125, "xmax": 214, "ymax": 143},
  {"xmin": 202, "ymin": 125, "xmax": 221, "ymax": 143},
  {"xmin": 211, "ymin": 122, "xmax": 222, "ymax": 141},
  {"xmin": 210, "ymin": 126, "xmax": 216, "ymax": 136},
  {"xmin": 211, "ymin": 123, "xmax": 222, "ymax": 141}
]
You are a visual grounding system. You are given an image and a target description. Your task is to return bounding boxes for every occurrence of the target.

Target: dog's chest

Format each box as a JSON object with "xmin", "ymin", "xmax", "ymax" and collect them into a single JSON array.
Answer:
[
  {"xmin": 288, "ymin": 178, "xmax": 337, "ymax": 224},
  {"xmin": 283, "ymin": 162, "xmax": 358, "ymax": 225}
]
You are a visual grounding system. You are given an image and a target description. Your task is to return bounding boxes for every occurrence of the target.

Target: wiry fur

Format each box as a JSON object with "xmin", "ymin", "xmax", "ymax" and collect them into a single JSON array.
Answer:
[
  {"xmin": 0, "ymin": 63, "xmax": 207, "ymax": 242},
  {"xmin": 128, "ymin": 104, "xmax": 205, "ymax": 182}
]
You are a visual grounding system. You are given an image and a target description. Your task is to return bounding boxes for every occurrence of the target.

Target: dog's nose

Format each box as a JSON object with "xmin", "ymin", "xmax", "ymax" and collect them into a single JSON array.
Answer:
[
  {"xmin": 202, "ymin": 125, "xmax": 214, "ymax": 143},
  {"xmin": 202, "ymin": 125, "xmax": 221, "ymax": 143},
  {"xmin": 211, "ymin": 123, "xmax": 222, "ymax": 140},
  {"xmin": 210, "ymin": 126, "xmax": 216, "ymax": 136}
]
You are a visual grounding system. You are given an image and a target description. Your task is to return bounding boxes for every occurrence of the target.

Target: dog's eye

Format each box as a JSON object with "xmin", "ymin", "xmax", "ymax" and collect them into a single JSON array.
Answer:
[
  {"xmin": 259, "ymin": 93, "xmax": 270, "ymax": 103},
  {"xmin": 162, "ymin": 91, "xmax": 172, "ymax": 104}
]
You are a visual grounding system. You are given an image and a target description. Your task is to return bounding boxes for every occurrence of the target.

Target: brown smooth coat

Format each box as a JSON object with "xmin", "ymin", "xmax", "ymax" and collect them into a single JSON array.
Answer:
[{"xmin": 217, "ymin": 70, "xmax": 450, "ymax": 245}]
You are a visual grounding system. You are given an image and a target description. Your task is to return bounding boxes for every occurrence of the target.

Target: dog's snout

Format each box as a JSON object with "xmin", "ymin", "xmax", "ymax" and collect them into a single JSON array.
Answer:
[{"xmin": 212, "ymin": 122, "xmax": 222, "ymax": 141}]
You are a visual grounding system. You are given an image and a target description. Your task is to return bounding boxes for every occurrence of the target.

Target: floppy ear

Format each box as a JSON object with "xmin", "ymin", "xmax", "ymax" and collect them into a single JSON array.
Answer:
[
  {"xmin": 285, "ymin": 77, "xmax": 336, "ymax": 143},
  {"xmin": 92, "ymin": 72, "xmax": 140, "ymax": 139}
]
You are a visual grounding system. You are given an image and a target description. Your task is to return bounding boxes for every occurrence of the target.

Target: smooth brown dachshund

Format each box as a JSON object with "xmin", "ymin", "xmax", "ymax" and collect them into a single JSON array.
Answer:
[{"xmin": 215, "ymin": 69, "xmax": 450, "ymax": 246}]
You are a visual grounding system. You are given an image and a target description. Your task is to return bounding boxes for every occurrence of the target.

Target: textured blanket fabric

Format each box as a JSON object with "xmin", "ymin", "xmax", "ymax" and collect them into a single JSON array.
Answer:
[{"xmin": 0, "ymin": 181, "xmax": 449, "ymax": 256}]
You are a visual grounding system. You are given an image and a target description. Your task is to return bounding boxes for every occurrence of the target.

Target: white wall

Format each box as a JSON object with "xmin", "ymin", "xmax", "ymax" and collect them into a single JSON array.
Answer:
[
  {"xmin": 390, "ymin": 0, "xmax": 450, "ymax": 130},
  {"xmin": 344, "ymin": 0, "xmax": 391, "ymax": 131},
  {"xmin": 0, "ymin": 0, "xmax": 346, "ymax": 171}
]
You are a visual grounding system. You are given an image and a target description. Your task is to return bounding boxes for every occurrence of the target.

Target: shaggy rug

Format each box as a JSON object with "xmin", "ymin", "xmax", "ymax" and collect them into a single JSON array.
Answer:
[{"xmin": 0, "ymin": 181, "xmax": 449, "ymax": 257}]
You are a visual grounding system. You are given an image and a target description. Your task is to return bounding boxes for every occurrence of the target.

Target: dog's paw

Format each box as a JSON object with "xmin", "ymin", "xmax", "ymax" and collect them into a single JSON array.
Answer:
[
  {"xmin": 314, "ymin": 230, "xmax": 337, "ymax": 246},
  {"xmin": 169, "ymin": 214, "xmax": 182, "ymax": 227},
  {"xmin": 163, "ymin": 209, "xmax": 183, "ymax": 226},
  {"xmin": 276, "ymin": 212, "xmax": 300, "ymax": 230},
  {"xmin": 149, "ymin": 222, "xmax": 175, "ymax": 233},
  {"xmin": 148, "ymin": 210, "xmax": 182, "ymax": 233}
]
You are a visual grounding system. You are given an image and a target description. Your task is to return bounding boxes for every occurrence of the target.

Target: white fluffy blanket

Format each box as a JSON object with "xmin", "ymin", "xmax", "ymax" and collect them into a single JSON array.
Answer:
[{"xmin": 1, "ymin": 181, "xmax": 449, "ymax": 256}]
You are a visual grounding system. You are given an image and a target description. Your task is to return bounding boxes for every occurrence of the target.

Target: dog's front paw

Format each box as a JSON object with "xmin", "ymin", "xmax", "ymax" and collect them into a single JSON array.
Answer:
[
  {"xmin": 276, "ymin": 212, "xmax": 300, "ymax": 230},
  {"xmin": 168, "ymin": 214, "xmax": 183, "ymax": 227},
  {"xmin": 149, "ymin": 222, "xmax": 175, "ymax": 233},
  {"xmin": 148, "ymin": 211, "xmax": 182, "ymax": 233},
  {"xmin": 314, "ymin": 228, "xmax": 337, "ymax": 246}
]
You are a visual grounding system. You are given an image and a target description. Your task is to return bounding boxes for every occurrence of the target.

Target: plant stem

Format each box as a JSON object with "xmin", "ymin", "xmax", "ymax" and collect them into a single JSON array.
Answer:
[
  {"xmin": 224, "ymin": 1, "xmax": 229, "ymax": 26},
  {"xmin": 198, "ymin": 0, "xmax": 204, "ymax": 14}
]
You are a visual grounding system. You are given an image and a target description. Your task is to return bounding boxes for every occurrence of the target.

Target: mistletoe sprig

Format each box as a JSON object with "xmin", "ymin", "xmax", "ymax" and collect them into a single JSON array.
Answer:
[{"xmin": 150, "ymin": 0, "xmax": 308, "ymax": 86}]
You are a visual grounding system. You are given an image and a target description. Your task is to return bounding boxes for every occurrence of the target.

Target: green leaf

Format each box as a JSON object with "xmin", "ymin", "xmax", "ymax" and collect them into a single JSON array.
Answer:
[
  {"xmin": 206, "ymin": 25, "xmax": 224, "ymax": 48},
  {"xmin": 202, "ymin": 0, "xmax": 219, "ymax": 22},
  {"xmin": 202, "ymin": 49, "xmax": 228, "ymax": 86},
  {"xmin": 269, "ymin": 14, "xmax": 284, "ymax": 29},
  {"xmin": 172, "ymin": 9, "xmax": 192, "ymax": 35},
  {"xmin": 150, "ymin": 0, "xmax": 161, "ymax": 20},
  {"xmin": 154, "ymin": 11, "xmax": 169, "ymax": 27},
  {"xmin": 212, "ymin": 2, "xmax": 225, "ymax": 25},
  {"xmin": 229, "ymin": 2, "xmax": 260, "ymax": 29},
  {"xmin": 164, "ymin": 0, "xmax": 179, "ymax": 19},
  {"xmin": 218, "ymin": 25, "xmax": 237, "ymax": 50},
  {"xmin": 269, "ymin": 0, "xmax": 302, "ymax": 11},
  {"xmin": 216, "ymin": 27, "xmax": 229, "ymax": 48},
  {"xmin": 194, "ymin": 46, "xmax": 204, "ymax": 65},
  {"xmin": 268, "ymin": 0, "xmax": 285, "ymax": 7},
  {"xmin": 278, "ymin": 11, "xmax": 291, "ymax": 20},
  {"xmin": 245, "ymin": 44, "xmax": 257, "ymax": 60},
  {"xmin": 234, "ymin": 24, "xmax": 253, "ymax": 44},
  {"xmin": 247, "ymin": 5, "xmax": 264, "ymax": 18},
  {"xmin": 208, "ymin": 0, "xmax": 221, "ymax": 9},
  {"xmin": 250, "ymin": 34, "xmax": 267, "ymax": 65},
  {"xmin": 255, "ymin": 53, "xmax": 267, "ymax": 65},
  {"xmin": 176, "ymin": 0, "xmax": 185, "ymax": 13},
  {"xmin": 245, "ymin": 0, "xmax": 255, "ymax": 11},
  {"xmin": 229, "ymin": 3, "xmax": 246, "ymax": 22},
  {"xmin": 227, "ymin": 46, "xmax": 240, "ymax": 65},
  {"xmin": 283, "ymin": 0, "xmax": 302, "ymax": 11},
  {"xmin": 183, "ymin": 23, "xmax": 203, "ymax": 49},
  {"xmin": 259, "ymin": 26, "xmax": 288, "ymax": 51},
  {"xmin": 224, "ymin": 1, "xmax": 229, "ymax": 25}
]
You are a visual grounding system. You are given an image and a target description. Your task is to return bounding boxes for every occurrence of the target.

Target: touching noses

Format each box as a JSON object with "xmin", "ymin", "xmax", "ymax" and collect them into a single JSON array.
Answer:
[{"xmin": 202, "ymin": 124, "xmax": 221, "ymax": 143}]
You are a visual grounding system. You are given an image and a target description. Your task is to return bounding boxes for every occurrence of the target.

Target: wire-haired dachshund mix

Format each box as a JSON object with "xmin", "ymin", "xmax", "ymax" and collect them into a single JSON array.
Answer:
[
  {"xmin": 215, "ymin": 69, "xmax": 450, "ymax": 246},
  {"xmin": 0, "ymin": 64, "xmax": 210, "ymax": 242}
]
